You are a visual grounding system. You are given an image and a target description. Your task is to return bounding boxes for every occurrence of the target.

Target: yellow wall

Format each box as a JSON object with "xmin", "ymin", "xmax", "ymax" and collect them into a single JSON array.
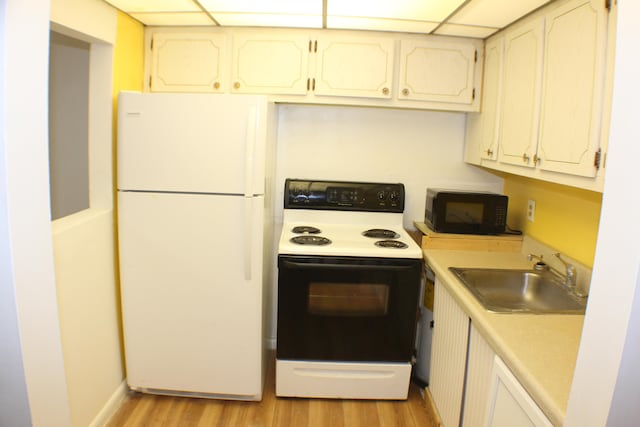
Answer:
[
  {"xmin": 503, "ymin": 175, "xmax": 603, "ymax": 267},
  {"xmin": 111, "ymin": 10, "xmax": 144, "ymax": 368}
]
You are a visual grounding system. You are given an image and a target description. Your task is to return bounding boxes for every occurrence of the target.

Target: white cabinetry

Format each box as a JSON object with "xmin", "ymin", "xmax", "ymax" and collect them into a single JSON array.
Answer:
[
  {"xmin": 464, "ymin": 0, "xmax": 612, "ymax": 191},
  {"xmin": 464, "ymin": 36, "xmax": 503, "ymax": 164},
  {"xmin": 230, "ymin": 33, "xmax": 310, "ymax": 95},
  {"xmin": 497, "ymin": 18, "xmax": 544, "ymax": 168},
  {"xmin": 150, "ymin": 33, "xmax": 226, "ymax": 93},
  {"xmin": 399, "ymin": 39, "xmax": 477, "ymax": 106},
  {"xmin": 429, "ymin": 278, "xmax": 469, "ymax": 427},
  {"xmin": 429, "ymin": 282, "xmax": 552, "ymax": 427},
  {"xmin": 314, "ymin": 35, "xmax": 394, "ymax": 99},
  {"xmin": 484, "ymin": 356, "xmax": 553, "ymax": 427},
  {"xmin": 145, "ymin": 28, "xmax": 481, "ymax": 112},
  {"xmin": 537, "ymin": 0, "xmax": 608, "ymax": 177}
]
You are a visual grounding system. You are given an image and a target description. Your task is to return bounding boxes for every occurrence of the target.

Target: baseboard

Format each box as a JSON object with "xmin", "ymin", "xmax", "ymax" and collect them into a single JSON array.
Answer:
[
  {"xmin": 89, "ymin": 380, "xmax": 128, "ymax": 427},
  {"xmin": 424, "ymin": 387, "xmax": 443, "ymax": 427}
]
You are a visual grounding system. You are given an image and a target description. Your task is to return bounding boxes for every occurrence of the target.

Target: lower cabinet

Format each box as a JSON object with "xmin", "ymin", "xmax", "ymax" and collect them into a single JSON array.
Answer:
[{"xmin": 429, "ymin": 280, "xmax": 552, "ymax": 427}]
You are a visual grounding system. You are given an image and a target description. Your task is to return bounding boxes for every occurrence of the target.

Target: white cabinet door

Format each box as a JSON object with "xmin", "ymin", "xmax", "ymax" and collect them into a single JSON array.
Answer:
[
  {"xmin": 150, "ymin": 33, "xmax": 226, "ymax": 93},
  {"xmin": 484, "ymin": 356, "xmax": 552, "ymax": 427},
  {"xmin": 429, "ymin": 279, "xmax": 470, "ymax": 427},
  {"xmin": 231, "ymin": 32, "xmax": 310, "ymax": 95},
  {"xmin": 498, "ymin": 18, "xmax": 544, "ymax": 168},
  {"xmin": 537, "ymin": 0, "xmax": 608, "ymax": 177},
  {"xmin": 399, "ymin": 39, "xmax": 477, "ymax": 105},
  {"xmin": 314, "ymin": 35, "xmax": 394, "ymax": 99},
  {"xmin": 479, "ymin": 37, "xmax": 504, "ymax": 161},
  {"xmin": 462, "ymin": 324, "xmax": 496, "ymax": 427}
]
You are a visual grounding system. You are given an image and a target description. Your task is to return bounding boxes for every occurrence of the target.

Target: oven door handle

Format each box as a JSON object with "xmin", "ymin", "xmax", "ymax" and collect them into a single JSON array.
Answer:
[{"xmin": 280, "ymin": 259, "xmax": 417, "ymax": 270}]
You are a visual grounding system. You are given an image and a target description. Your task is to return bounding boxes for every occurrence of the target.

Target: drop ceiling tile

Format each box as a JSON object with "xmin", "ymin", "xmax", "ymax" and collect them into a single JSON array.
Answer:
[
  {"xmin": 327, "ymin": 16, "xmax": 439, "ymax": 34},
  {"xmin": 104, "ymin": 0, "xmax": 200, "ymax": 13},
  {"xmin": 448, "ymin": 0, "xmax": 552, "ymax": 28},
  {"xmin": 327, "ymin": 0, "xmax": 466, "ymax": 22},
  {"xmin": 129, "ymin": 12, "xmax": 215, "ymax": 26},
  {"xmin": 212, "ymin": 13, "xmax": 322, "ymax": 28},
  {"xmin": 434, "ymin": 23, "xmax": 499, "ymax": 38},
  {"xmin": 199, "ymin": 0, "xmax": 321, "ymax": 15}
]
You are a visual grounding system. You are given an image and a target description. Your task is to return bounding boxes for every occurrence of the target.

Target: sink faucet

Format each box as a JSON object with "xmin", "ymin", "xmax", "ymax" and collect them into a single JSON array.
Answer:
[
  {"xmin": 553, "ymin": 253, "xmax": 583, "ymax": 297},
  {"xmin": 527, "ymin": 253, "xmax": 549, "ymax": 271}
]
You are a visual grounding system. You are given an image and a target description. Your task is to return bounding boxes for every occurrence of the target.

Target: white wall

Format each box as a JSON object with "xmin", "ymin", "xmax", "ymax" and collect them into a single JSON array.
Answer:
[
  {"xmin": 564, "ymin": 2, "xmax": 640, "ymax": 425},
  {"xmin": 274, "ymin": 104, "xmax": 504, "ymax": 228},
  {"xmin": 48, "ymin": 1, "xmax": 124, "ymax": 426},
  {"xmin": 1, "ymin": 0, "xmax": 73, "ymax": 425}
]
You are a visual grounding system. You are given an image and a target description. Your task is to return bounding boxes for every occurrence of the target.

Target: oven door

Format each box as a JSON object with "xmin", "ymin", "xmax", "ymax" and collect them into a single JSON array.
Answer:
[{"xmin": 277, "ymin": 255, "xmax": 421, "ymax": 362}]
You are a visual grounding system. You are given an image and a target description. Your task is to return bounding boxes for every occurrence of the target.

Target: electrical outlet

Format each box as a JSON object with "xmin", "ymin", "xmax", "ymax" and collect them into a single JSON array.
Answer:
[{"xmin": 527, "ymin": 200, "xmax": 536, "ymax": 222}]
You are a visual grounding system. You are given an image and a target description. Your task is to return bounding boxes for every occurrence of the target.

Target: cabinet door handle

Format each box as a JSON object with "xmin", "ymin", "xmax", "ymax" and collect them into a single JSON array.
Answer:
[
  {"xmin": 233, "ymin": 82, "xmax": 240, "ymax": 90},
  {"xmin": 213, "ymin": 82, "xmax": 220, "ymax": 90},
  {"xmin": 402, "ymin": 88, "xmax": 409, "ymax": 96},
  {"xmin": 486, "ymin": 149, "xmax": 494, "ymax": 157},
  {"xmin": 522, "ymin": 153, "xmax": 530, "ymax": 163},
  {"xmin": 382, "ymin": 87, "xmax": 389, "ymax": 96},
  {"xmin": 533, "ymin": 154, "xmax": 540, "ymax": 165}
]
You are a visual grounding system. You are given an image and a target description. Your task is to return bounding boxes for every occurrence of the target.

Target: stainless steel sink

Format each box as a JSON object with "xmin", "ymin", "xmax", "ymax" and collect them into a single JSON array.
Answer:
[{"xmin": 449, "ymin": 267, "xmax": 587, "ymax": 314}]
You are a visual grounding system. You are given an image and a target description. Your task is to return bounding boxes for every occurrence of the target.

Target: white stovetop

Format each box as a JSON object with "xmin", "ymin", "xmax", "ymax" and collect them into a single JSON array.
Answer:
[{"xmin": 278, "ymin": 210, "xmax": 422, "ymax": 259}]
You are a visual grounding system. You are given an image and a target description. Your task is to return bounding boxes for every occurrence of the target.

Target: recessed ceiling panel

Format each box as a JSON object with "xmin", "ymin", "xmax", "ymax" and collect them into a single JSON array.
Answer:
[
  {"xmin": 104, "ymin": 0, "xmax": 200, "ymax": 13},
  {"xmin": 130, "ymin": 12, "xmax": 215, "ymax": 26},
  {"xmin": 199, "ymin": 0, "xmax": 321, "ymax": 15},
  {"xmin": 327, "ymin": 0, "xmax": 466, "ymax": 22},
  {"xmin": 212, "ymin": 13, "xmax": 322, "ymax": 28},
  {"xmin": 327, "ymin": 16, "xmax": 439, "ymax": 34},
  {"xmin": 449, "ymin": 0, "xmax": 552, "ymax": 28}
]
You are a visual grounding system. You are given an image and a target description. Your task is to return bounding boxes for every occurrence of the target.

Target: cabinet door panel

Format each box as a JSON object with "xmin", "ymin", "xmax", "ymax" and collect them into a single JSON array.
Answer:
[
  {"xmin": 537, "ymin": 0, "xmax": 607, "ymax": 177},
  {"xmin": 314, "ymin": 36, "xmax": 393, "ymax": 99},
  {"xmin": 151, "ymin": 33, "xmax": 225, "ymax": 93},
  {"xmin": 430, "ymin": 280, "xmax": 470, "ymax": 427},
  {"xmin": 399, "ymin": 39, "xmax": 477, "ymax": 104},
  {"xmin": 479, "ymin": 37, "xmax": 504, "ymax": 161},
  {"xmin": 485, "ymin": 356, "xmax": 552, "ymax": 427},
  {"xmin": 231, "ymin": 34, "xmax": 310, "ymax": 95},
  {"xmin": 498, "ymin": 19, "xmax": 544, "ymax": 168}
]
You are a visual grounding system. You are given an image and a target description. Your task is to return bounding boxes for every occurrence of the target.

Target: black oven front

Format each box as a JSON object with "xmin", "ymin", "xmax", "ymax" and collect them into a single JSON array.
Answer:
[{"xmin": 276, "ymin": 255, "xmax": 422, "ymax": 363}]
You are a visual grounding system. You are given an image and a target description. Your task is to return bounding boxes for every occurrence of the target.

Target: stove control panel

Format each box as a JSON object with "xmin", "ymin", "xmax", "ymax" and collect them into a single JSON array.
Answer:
[{"xmin": 284, "ymin": 179, "xmax": 404, "ymax": 213}]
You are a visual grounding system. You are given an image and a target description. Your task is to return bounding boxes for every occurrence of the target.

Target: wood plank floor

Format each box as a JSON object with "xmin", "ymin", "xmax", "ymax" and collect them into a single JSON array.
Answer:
[{"xmin": 107, "ymin": 353, "xmax": 440, "ymax": 427}]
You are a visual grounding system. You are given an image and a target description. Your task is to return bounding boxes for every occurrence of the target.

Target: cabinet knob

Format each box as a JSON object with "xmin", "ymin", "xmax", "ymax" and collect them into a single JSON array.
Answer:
[
  {"xmin": 382, "ymin": 87, "xmax": 389, "ymax": 96},
  {"xmin": 486, "ymin": 149, "xmax": 494, "ymax": 157},
  {"xmin": 402, "ymin": 88, "xmax": 409, "ymax": 96},
  {"xmin": 522, "ymin": 153, "xmax": 530, "ymax": 163},
  {"xmin": 233, "ymin": 82, "xmax": 240, "ymax": 89},
  {"xmin": 213, "ymin": 82, "xmax": 220, "ymax": 90}
]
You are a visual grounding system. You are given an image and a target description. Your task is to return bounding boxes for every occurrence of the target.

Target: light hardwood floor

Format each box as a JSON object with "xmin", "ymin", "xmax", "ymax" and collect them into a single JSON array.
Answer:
[{"xmin": 106, "ymin": 353, "xmax": 439, "ymax": 427}]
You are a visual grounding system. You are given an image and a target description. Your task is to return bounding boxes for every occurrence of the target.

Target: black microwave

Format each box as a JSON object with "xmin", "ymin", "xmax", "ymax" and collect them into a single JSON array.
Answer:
[{"xmin": 425, "ymin": 189, "xmax": 508, "ymax": 235}]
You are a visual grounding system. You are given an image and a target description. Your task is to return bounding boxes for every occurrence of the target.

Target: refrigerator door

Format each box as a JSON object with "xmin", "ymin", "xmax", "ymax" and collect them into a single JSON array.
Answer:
[
  {"xmin": 118, "ymin": 92, "xmax": 267, "ymax": 196},
  {"xmin": 118, "ymin": 191, "xmax": 265, "ymax": 398}
]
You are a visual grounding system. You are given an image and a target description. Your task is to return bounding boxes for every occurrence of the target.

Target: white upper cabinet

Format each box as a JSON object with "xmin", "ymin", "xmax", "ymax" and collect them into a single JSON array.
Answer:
[
  {"xmin": 497, "ymin": 17, "xmax": 545, "ymax": 168},
  {"xmin": 399, "ymin": 39, "xmax": 477, "ymax": 105},
  {"xmin": 230, "ymin": 32, "xmax": 310, "ymax": 95},
  {"xmin": 150, "ymin": 33, "xmax": 226, "ymax": 93},
  {"xmin": 537, "ymin": 0, "xmax": 608, "ymax": 177},
  {"xmin": 314, "ymin": 35, "xmax": 394, "ymax": 99}
]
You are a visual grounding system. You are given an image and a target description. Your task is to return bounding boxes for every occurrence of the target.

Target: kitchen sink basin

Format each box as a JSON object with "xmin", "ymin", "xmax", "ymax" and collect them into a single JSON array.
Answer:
[{"xmin": 449, "ymin": 267, "xmax": 586, "ymax": 314}]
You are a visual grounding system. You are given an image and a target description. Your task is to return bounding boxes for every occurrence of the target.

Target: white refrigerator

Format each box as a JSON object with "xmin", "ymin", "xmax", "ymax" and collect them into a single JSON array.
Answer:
[{"xmin": 117, "ymin": 92, "xmax": 276, "ymax": 400}]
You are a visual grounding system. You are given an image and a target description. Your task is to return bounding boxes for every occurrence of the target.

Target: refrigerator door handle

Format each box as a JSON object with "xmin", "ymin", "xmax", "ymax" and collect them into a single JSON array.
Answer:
[
  {"xmin": 244, "ymin": 106, "xmax": 257, "ymax": 198},
  {"xmin": 243, "ymin": 196, "xmax": 253, "ymax": 281}
]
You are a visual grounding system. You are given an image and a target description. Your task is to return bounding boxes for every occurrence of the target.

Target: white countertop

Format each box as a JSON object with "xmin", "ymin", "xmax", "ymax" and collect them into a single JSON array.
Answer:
[{"xmin": 424, "ymin": 249, "xmax": 585, "ymax": 426}]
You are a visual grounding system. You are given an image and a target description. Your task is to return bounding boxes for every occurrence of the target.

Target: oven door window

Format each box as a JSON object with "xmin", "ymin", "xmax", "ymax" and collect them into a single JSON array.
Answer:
[
  {"xmin": 308, "ymin": 282, "xmax": 389, "ymax": 316},
  {"xmin": 277, "ymin": 255, "xmax": 421, "ymax": 362}
]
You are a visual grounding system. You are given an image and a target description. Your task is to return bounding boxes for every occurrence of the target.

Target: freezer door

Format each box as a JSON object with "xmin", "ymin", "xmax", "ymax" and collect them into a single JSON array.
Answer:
[
  {"xmin": 118, "ymin": 191, "xmax": 265, "ymax": 398},
  {"xmin": 118, "ymin": 92, "xmax": 268, "ymax": 196}
]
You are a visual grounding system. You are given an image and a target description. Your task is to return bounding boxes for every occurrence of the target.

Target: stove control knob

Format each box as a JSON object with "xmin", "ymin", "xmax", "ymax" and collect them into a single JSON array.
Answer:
[
  {"xmin": 389, "ymin": 191, "xmax": 399, "ymax": 202},
  {"xmin": 377, "ymin": 191, "xmax": 386, "ymax": 201}
]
